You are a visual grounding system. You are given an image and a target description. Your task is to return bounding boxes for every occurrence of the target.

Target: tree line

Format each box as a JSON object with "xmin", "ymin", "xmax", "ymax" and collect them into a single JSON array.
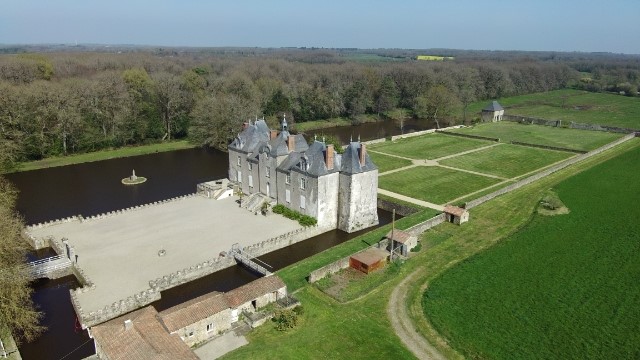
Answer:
[{"xmin": 2, "ymin": 48, "xmax": 635, "ymax": 171}]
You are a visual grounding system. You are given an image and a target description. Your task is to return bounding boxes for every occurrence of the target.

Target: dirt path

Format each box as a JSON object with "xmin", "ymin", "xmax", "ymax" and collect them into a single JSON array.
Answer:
[
  {"xmin": 387, "ymin": 268, "xmax": 446, "ymax": 360},
  {"xmin": 377, "ymin": 189, "xmax": 444, "ymax": 211}
]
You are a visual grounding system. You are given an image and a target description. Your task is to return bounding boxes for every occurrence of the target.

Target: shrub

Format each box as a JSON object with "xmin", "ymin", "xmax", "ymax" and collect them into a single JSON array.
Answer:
[
  {"xmin": 272, "ymin": 204, "xmax": 317, "ymax": 226},
  {"xmin": 411, "ymin": 242, "xmax": 422, "ymax": 252},
  {"xmin": 292, "ymin": 305, "xmax": 304, "ymax": 316},
  {"xmin": 272, "ymin": 309, "xmax": 298, "ymax": 331}
]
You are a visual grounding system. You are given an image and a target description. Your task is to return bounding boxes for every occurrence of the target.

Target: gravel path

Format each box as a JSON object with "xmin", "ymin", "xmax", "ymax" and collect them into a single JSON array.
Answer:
[{"xmin": 387, "ymin": 269, "xmax": 446, "ymax": 360}]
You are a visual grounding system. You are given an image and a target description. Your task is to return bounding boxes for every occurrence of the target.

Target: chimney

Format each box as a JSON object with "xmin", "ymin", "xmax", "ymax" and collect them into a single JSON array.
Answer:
[
  {"xmin": 325, "ymin": 144, "xmax": 334, "ymax": 170},
  {"xmin": 287, "ymin": 135, "xmax": 295, "ymax": 152},
  {"xmin": 359, "ymin": 143, "xmax": 366, "ymax": 166},
  {"xmin": 270, "ymin": 130, "xmax": 277, "ymax": 140},
  {"xmin": 242, "ymin": 122, "xmax": 249, "ymax": 130},
  {"xmin": 124, "ymin": 319, "xmax": 133, "ymax": 331}
]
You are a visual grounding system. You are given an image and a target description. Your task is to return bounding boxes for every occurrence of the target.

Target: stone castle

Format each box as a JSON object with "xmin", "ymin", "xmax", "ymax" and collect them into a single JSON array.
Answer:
[{"xmin": 228, "ymin": 117, "xmax": 378, "ymax": 232}]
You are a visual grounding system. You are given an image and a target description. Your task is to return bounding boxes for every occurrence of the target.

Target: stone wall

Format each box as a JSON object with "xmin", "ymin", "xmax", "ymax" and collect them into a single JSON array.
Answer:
[
  {"xmin": 503, "ymin": 114, "xmax": 563, "ymax": 127},
  {"xmin": 568, "ymin": 121, "xmax": 638, "ymax": 134},
  {"xmin": 362, "ymin": 138, "xmax": 387, "ymax": 145},
  {"xmin": 510, "ymin": 141, "xmax": 587, "ymax": 154},
  {"xmin": 436, "ymin": 130, "xmax": 500, "ymax": 142},
  {"xmin": 377, "ymin": 198, "xmax": 420, "ymax": 216},
  {"xmin": 241, "ymin": 225, "xmax": 332, "ymax": 258},
  {"xmin": 308, "ymin": 213, "xmax": 445, "ymax": 283},
  {"xmin": 465, "ymin": 132, "xmax": 638, "ymax": 209}
]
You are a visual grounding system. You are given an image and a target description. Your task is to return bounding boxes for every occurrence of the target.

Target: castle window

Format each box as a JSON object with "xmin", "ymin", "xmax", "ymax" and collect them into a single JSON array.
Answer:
[
  {"xmin": 266, "ymin": 166, "xmax": 270, "ymax": 178},
  {"xmin": 300, "ymin": 158, "xmax": 308, "ymax": 171},
  {"xmin": 206, "ymin": 323, "xmax": 214, "ymax": 333},
  {"xmin": 237, "ymin": 170, "xmax": 242, "ymax": 183},
  {"xmin": 285, "ymin": 174, "xmax": 291, "ymax": 184},
  {"xmin": 300, "ymin": 195, "xmax": 306, "ymax": 209},
  {"xmin": 248, "ymin": 175, "xmax": 253, "ymax": 188},
  {"xmin": 285, "ymin": 189, "xmax": 291, "ymax": 203},
  {"xmin": 300, "ymin": 178, "xmax": 306, "ymax": 190},
  {"xmin": 237, "ymin": 156, "xmax": 241, "ymax": 166},
  {"xmin": 248, "ymin": 162, "xmax": 252, "ymax": 171}
]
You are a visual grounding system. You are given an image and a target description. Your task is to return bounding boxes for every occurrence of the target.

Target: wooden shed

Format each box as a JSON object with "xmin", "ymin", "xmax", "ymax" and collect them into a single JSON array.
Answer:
[
  {"xmin": 349, "ymin": 248, "xmax": 389, "ymax": 274},
  {"xmin": 386, "ymin": 229, "xmax": 418, "ymax": 257},
  {"xmin": 444, "ymin": 205, "xmax": 469, "ymax": 225}
]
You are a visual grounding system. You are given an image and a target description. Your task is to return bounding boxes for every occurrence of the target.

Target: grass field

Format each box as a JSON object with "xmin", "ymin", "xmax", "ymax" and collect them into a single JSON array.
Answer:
[
  {"xmin": 293, "ymin": 115, "xmax": 379, "ymax": 132},
  {"xmin": 467, "ymin": 89, "xmax": 640, "ymax": 129},
  {"xmin": 450, "ymin": 121, "xmax": 622, "ymax": 151},
  {"xmin": 8, "ymin": 140, "xmax": 195, "ymax": 173},
  {"xmin": 379, "ymin": 166, "xmax": 502, "ymax": 204},
  {"xmin": 440, "ymin": 144, "xmax": 574, "ymax": 178},
  {"xmin": 368, "ymin": 152, "xmax": 412, "ymax": 173},
  {"xmin": 423, "ymin": 144, "xmax": 640, "ymax": 359},
  {"xmin": 370, "ymin": 133, "xmax": 491, "ymax": 160}
]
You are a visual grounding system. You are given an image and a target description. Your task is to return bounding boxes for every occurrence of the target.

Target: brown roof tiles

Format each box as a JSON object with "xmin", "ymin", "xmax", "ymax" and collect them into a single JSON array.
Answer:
[
  {"xmin": 386, "ymin": 229, "xmax": 414, "ymax": 244},
  {"xmin": 225, "ymin": 275, "xmax": 286, "ymax": 308},
  {"xmin": 444, "ymin": 205, "xmax": 467, "ymax": 217},
  {"xmin": 158, "ymin": 291, "xmax": 229, "ymax": 333}
]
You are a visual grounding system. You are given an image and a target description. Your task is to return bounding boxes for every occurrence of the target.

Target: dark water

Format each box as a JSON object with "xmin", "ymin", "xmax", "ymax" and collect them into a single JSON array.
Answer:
[
  {"xmin": 21, "ymin": 277, "xmax": 94, "ymax": 360},
  {"xmin": 6, "ymin": 147, "xmax": 228, "ymax": 225},
  {"xmin": 305, "ymin": 118, "xmax": 436, "ymax": 144},
  {"xmin": 12, "ymin": 120, "xmax": 408, "ymax": 359}
]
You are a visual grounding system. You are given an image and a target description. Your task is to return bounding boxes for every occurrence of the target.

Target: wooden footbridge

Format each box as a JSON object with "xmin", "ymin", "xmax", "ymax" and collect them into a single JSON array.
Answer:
[
  {"xmin": 25, "ymin": 255, "xmax": 72, "ymax": 280},
  {"xmin": 229, "ymin": 244, "xmax": 272, "ymax": 276}
]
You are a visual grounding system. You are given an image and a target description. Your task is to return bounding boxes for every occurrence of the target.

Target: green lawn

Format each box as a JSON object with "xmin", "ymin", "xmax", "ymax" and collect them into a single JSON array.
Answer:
[
  {"xmin": 293, "ymin": 115, "xmax": 378, "ymax": 132},
  {"xmin": 450, "ymin": 121, "xmax": 622, "ymax": 151},
  {"xmin": 8, "ymin": 140, "xmax": 195, "ymax": 173},
  {"xmin": 379, "ymin": 166, "xmax": 502, "ymax": 204},
  {"xmin": 368, "ymin": 152, "xmax": 412, "ymax": 173},
  {"xmin": 370, "ymin": 133, "xmax": 492, "ymax": 160},
  {"xmin": 468, "ymin": 89, "xmax": 640, "ymax": 129},
  {"xmin": 440, "ymin": 144, "xmax": 574, "ymax": 178},
  {"xmin": 423, "ymin": 144, "xmax": 640, "ymax": 360}
]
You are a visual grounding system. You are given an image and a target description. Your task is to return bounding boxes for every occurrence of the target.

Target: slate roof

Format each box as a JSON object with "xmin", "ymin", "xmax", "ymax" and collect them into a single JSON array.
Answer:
[
  {"xmin": 386, "ymin": 229, "xmax": 415, "ymax": 244},
  {"xmin": 277, "ymin": 140, "xmax": 342, "ymax": 177},
  {"xmin": 267, "ymin": 132, "xmax": 308, "ymax": 157},
  {"xmin": 91, "ymin": 306, "xmax": 198, "ymax": 360},
  {"xmin": 229, "ymin": 119, "xmax": 270, "ymax": 154},
  {"xmin": 341, "ymin": 142, "xmax": 377, "ymax": 175},
  {"xmin": 444, "ymin": 205, "xmax": 468, "ymax": 217},
  {"xmin": 225, "ymin": 275, "xmax": 286, "ymax": 308},
  {"xmin": 158, "ymin": 291, "xmax": 230, "ymax": 333},
  {"xmin": 482, "ymin": 101, "xmax": 504, "ymax": 112}
]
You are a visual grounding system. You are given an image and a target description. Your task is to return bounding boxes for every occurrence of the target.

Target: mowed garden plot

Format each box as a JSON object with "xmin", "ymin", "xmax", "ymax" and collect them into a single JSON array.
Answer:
[
  {"xmin": 423, "ymin": 145, "xmax": 640, "ymax": 360},
  {"xmin": 440, "ymin": 144, "xmax": 574, "ymax": 178},
  {"xmin": 449, "ymin": 121, "xmax": 622, "ymax": 151},
  {"xmin": 378, "ymin": 166, "xmax": 502, "ymax": 204},
  {"xmin": 370, "ymin": 133, "xmax": 491, "ymax": 160},
  {"xmin": 367, "ymin": 151, "xmax": 412, "ymax": 173}
]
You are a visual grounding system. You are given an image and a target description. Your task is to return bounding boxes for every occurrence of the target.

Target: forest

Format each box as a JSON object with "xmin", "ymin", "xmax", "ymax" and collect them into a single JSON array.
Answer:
[{"xmin": 0, "ymin": 47, "xmax": 638, "ymax": 171}]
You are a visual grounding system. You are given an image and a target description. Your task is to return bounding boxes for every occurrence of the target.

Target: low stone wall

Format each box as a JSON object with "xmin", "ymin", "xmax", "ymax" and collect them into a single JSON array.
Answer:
[
  {"xmin": 242, "ymin": 225, "xmax": 331, "ymax": 258},
  {"xmin": 510, "ymin": 141, "xmax": 587, "ymax": 154},
  {"xmin": 503, "ymin": 114, "xmax": 563, "ymax": 127},
  {"xmin": 377, "ymin": 198, "xmax": 420, "ymax": 217},
  {"xmin": 363, "ymin": 138, "xmax": 387, "ymax": 145},
  {"xmin": 308, "ymin": 213, "xmax": 445, "ymax": 283},
  {"xmin": 568, "ymin": 121, "xmax": 638, "ymax": 134},
  {"xmin": 436, "ymin": 130, "xmax": 499, "ymax": 142},
  {"xmin": 465, "ymin": 132, "xmax": 637, "ymax": 209},
  {"xmin": 405, "ymin": 213, "xmax": 446, "ymax": 236},
  {"xmin": 390, "ymin": 125, "xmax": 465, "ymax": 141}
]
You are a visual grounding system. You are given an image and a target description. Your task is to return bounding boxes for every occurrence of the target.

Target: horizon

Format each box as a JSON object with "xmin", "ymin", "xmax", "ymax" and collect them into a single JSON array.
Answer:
[{"xmin": 1, "ymin": 1, "xmax": 639, "ymax": 54}]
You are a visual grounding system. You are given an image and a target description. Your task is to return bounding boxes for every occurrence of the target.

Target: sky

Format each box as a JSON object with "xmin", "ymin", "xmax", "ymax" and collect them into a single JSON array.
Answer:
[{"xmin": 1, "ymin": 0, "xmax": 638, "ymax": 54}]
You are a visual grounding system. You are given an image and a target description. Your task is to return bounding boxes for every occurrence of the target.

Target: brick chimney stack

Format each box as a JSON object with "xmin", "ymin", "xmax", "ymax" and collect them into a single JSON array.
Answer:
[
  {"xmin": 270, "ymin": 130, "xmax": 277, "ymax": 140},
  {"xmin": 287, "ymin": 135, "xmax": 295, "ymax": 152},
  {"xmin": 359, "ymin": 143, "xmax": 366, "ymax": 166},
  {"xmin": 326, "ymin": 144, "xmax": 334, "ymax": 170}
]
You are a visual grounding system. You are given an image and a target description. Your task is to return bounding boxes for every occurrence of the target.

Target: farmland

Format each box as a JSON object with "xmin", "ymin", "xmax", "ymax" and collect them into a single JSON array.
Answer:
[
  {"xmin": 423, "ymin": 143, "xmax": 640, "ymax": 359},
  {"xmin": 449, "ymin": 121, "xmax": 623, "ymax": 151},
  {"xmin": 378, "ymin": 166, "xmax": 502, "ymax": 204},
  {"xmin": 467, "ymin": 89, "xmax": 640, "ymax": 129},
  {"xmin": 370, "ymin": 133, "xmax": 491, "ymax": 160},
  {"xmin": 439, "ymin": 144, "xmax": 573, "ymax": 178}
]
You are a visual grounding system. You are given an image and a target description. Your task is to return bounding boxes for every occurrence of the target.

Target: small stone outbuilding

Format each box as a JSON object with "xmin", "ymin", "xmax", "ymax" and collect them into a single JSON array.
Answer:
[
  {"xmin": 481, "ymin": 101, "xmax": 504, "ymax": 122},
  {"xmin": 91, "ymin": 306, "xmax": 198, "ymax": 360},
  {"xmin": 386, "ymin": 229, "xmax": 417, "ymax": 257},
  {"xmin": 158, "ymin": 291, "xmax": 232, "ymax": 347},
  {"xmin": 349, "ymin": 247, "xmax": 389, "ymax": 274},
  {"xmin": 444, "ymin": 205, "xmax": 469, "ymax": 225},
  {"xmin": 225, "ymin": 275, "xmax": 287, "ymax": 322}
]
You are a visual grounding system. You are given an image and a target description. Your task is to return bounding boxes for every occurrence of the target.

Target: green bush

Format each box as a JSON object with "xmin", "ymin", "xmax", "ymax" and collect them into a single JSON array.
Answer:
[
  {"xmin": 272, "ymin": 309, "xmax": 299, "ymax": 331},
  {"xmin": 411, "ymin": 242, "xmax": 422, "ymax": 252},
  {"xmin": 292, "ymin": 305, "xmax": 304, "ymax": 316},
  {"xmin": 273, "ymin": 204, "xmax": 317, "ymax": 226}
]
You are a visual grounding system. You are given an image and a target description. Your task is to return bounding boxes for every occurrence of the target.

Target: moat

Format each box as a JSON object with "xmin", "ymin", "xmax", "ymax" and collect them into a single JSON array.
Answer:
[{"xmin": 8, "ymin": 119, "xmax": 416, "ymax": 360}]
